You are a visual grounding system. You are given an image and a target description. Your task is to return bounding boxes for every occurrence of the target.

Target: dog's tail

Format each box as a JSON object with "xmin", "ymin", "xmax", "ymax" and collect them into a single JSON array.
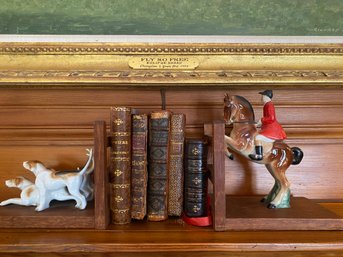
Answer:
[
  {"xmin": 85, "ymin": 155, "xmax": 94, "ymax": 175},
  {"xmin": 78, "ymin": 149, "xmax": 93, "ymax": 176}
]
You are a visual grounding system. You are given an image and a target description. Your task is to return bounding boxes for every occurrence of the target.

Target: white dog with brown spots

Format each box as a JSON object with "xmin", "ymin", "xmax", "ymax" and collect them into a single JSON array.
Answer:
[
  {"xmin": 0, "ymin": 176, "xmax": 77, "ymax": 209},
  {"xmin": 22, "ymin": 149, "xmax": 93, "ymax": 211}
]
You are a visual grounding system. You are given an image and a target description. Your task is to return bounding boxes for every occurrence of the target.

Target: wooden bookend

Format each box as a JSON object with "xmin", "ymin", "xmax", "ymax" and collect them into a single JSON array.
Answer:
[
  {"xmin": 205, "ymin": 121, "xmax": 343, "ymax": 231},
  {"xmin": 212, "ymin": 121, "xmax": 226, "ymax": 231},
  {"xmin": 204, "ymin": 121, "xmax": 226, "ymax": 231},
  {"xmin": 94, "ymin": 120, "xmax": 110, "ymax": 229}
]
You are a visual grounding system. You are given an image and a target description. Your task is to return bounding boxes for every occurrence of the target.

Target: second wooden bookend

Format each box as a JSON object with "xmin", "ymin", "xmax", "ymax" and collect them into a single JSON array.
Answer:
[{"xmin": 204, "ymin": 120, "xmax": 343, "ymax": 231}]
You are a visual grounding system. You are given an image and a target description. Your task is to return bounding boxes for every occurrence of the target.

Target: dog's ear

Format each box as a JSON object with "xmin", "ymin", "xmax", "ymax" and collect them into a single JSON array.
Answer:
[
  {"xmin": 33, "ymin": 161, "xmax": 44, "ymax": 167},
  {"xmin": 25, "ymin": 187, "xmax": 34, "ymax": 198},
  {"xmin": 24, "ymin": 160, "xmax": 43, "ymax": 170},
  {"xmin": 23, "ymin": 161, "xmax": 32, "ymax": 170},
  {"xmin": 14, "ymin": 177, "xmax": 23, "ymax": 186}
]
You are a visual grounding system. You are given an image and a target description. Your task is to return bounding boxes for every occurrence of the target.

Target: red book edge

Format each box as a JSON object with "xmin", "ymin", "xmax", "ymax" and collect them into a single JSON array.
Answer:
[{"xmin": 181, "ymin": 196, "xmax": 212, "ymax": 227}]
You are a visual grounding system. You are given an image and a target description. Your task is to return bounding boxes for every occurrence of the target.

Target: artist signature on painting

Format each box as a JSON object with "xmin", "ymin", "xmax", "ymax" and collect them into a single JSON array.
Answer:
[{"xmin": 309, "ymin": 27, "xmax": 341, "ymax": 33}]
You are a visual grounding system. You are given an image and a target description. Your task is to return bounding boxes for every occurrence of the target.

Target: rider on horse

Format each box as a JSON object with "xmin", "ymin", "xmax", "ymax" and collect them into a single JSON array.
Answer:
[{"xmin": 249, "ymin": 90, "xmax": 287, "ymax": 161}]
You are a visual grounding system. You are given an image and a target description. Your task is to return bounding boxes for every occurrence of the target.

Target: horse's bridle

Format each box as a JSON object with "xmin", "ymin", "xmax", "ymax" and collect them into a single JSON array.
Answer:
[{"xmin": 225, "ymin": 101, "xmax": 256, "ymax": 125}]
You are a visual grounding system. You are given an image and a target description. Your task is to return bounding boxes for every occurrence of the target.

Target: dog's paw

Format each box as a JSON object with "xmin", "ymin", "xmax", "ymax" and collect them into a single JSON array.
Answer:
[
  {"xmin": 35, "ymin": 206, "xmax": 46, "ymax": 212},
  {"xmin": 75, "ymin": 203, "xmax": 87, "ymax": 210},
  {"xmin": 75, "ymin": 200, "xmax": 85, "ymax": 209}
]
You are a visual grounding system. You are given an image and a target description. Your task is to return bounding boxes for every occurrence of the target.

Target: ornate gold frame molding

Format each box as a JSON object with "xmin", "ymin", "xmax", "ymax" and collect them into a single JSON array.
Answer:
[
  {"xmin": 1, "ymin": 43, "xmax": 343, "ymax": 55},
  {"xmin": 0, "ymin": 43, "xmax": 342, "ymax": 88}
]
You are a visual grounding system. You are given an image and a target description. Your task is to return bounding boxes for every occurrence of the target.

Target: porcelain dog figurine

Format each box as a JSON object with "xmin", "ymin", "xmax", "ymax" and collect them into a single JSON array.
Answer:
[
  {"xmin": 55, "ymin": 151, "xmax": 95, "ymax": 202},
  {"xmin": 23, "ymin": 149, "xmax": 93, "ymax": 211},
  {"xmin": 0, "ymin": 176, "xmax": 78, "ymax": 209}
]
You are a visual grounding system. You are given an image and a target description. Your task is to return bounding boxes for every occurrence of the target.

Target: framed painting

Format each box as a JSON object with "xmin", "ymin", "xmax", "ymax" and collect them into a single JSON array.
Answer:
[{"xmin": 0, "ymin": 0, "xmax": 342, "ymax": 36}]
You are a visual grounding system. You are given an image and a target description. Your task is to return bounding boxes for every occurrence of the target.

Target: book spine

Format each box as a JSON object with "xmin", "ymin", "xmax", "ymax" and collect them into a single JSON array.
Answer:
[
  {"xmin": 131, "ymin": 114, "xmax": 148, "ymax": 220},
  {"xmin": 110, "ymin": 106, "xmax": 132, "ymax": 224},
  {"xmin": 184, "ymin": 139, "xmax": 209, "ymax": 217},
  {"xmin": 147, "ymin": 110, "xmax": 171, "ymax": 221},
  {"xmin": 168, "ymin": 113, "xmax": 186, "ymax": 216}
]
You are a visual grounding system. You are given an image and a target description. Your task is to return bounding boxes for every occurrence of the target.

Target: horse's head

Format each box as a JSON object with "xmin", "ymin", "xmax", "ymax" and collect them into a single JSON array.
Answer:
[
  {"xmin": 224, "ymin": 93, "xmax": 234, "ymax": 124},
  {"xmin": 224, "ymin": 93, "xmax": 255, "ymax": 124}
]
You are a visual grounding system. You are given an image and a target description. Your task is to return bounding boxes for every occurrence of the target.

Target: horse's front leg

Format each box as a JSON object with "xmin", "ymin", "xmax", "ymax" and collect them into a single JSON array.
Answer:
[
  {"xmin": 224, "ymin": 135, "xmax": 244, "ymax": 160},
  {"xmin": 224, "ymin": 147, "xmax": 234, "ymax": 160}
]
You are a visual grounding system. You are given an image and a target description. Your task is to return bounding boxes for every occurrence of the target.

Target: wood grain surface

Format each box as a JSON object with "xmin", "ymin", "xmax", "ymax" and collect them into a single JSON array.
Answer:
[
  {"xmin": 0, "ymin": 87, "xmax": 341, "ymax": 200},
  {"xmin": 0, "ymin": 86, "xmax": 342, "ymax": 255}
]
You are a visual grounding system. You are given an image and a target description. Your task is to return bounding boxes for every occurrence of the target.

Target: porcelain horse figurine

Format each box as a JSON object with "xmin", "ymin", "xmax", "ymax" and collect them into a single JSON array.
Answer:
[{"xmin": 224, "ymin": 92, "xmax": 303, "ymax": 208}]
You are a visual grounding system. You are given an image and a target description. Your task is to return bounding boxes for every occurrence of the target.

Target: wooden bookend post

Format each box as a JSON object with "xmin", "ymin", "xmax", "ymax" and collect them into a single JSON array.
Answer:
[
  {"xmin": 94, "ymin": 121, "xmax": 110, "ymax": 229},
  {"xmin": 204, "ymin": 121, "xmax": 226, "ymax": 231},
  {"xmin": 212, "ymin": 121, "xmax": 226, "ymax": 231}
]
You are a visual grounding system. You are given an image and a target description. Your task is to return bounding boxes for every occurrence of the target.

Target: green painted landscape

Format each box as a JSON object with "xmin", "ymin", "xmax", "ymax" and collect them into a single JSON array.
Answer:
[{"xmin": 0, "ymin": 0, "xmax": 342, "ymax": 35}]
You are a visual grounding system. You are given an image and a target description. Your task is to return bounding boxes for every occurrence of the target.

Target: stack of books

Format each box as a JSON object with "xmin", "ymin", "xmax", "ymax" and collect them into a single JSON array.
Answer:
[{"xmin": 109, "ymin": 107, "xmax": 208, "ymax": 224}]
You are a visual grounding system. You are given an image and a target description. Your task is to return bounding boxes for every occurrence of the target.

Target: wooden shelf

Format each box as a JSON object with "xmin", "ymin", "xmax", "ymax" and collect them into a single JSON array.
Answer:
[
  {"xmin": 0, "ymin": 201, "xmax": 94, "ymax": 229},
  {"xmin": 225, "ymin": 196, "xmax": 343, "ymax": 230},
  {"xmin": 0, "ymin": 203, "xmax": 343, "ymax": 256},
  {"xmin": 3, "ymin": 229, "xmax": 343, "ymax": 254}
]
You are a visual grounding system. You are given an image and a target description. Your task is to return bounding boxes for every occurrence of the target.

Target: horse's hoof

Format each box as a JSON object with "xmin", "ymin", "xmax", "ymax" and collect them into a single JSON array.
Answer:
[
  {"xmin": 267, "ymin": 203, "xmax": 276, "ymax": 209},
  {"xmin": 228, "ymin": 155, "xmax": 234, "ymax": 160},
  {"xmin": 248, "ymin": 154, "xmax": 263, "ymax": 161}
]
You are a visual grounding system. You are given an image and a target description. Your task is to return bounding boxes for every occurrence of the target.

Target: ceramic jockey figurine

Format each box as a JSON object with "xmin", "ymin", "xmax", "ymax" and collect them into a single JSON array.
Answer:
[
  {"xmin": 249, "ymin": 89, "xmax": 287, "ymax": 161},
  {"xmin": 224, "ymin": 92, "xmax": 303, "ymax": 208}
]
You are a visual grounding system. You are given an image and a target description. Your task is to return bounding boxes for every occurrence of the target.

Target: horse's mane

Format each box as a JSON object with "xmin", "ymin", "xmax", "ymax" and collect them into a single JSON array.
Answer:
[{"xmin": 234, "ymin": 95, "xmax": 255, "ymax": 121}]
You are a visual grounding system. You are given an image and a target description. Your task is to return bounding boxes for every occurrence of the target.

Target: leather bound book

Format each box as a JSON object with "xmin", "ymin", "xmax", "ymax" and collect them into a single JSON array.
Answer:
[
  {"xmin": 110, "ymin": 107, "xmax": 132, "ymax": 224},
  {"xmin": 147, "ymin": 110, "xmax": 171, "ymax": 221},
  {"xmin": 131, "ymin": 114, "xmax": 148, "ymax": 220},
  {"xmin": 184, "ymin": 138, "xmax": 209, "ymax": 217},
  {"xmin": 168, "ymin": 113, "xmax": 186, "ymax": 216}
]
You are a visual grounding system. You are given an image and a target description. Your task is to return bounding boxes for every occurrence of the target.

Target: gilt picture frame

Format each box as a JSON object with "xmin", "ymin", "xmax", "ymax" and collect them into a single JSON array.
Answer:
[{"xmin": 0, "ymin": 0, "xmax": 342, "ymax": 88}]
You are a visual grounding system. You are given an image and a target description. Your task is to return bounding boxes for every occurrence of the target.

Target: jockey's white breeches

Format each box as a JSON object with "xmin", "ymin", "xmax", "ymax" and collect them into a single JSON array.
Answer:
[{"xmin": 255, "ymin": 134, "xmax": 275, "ymax": 143}]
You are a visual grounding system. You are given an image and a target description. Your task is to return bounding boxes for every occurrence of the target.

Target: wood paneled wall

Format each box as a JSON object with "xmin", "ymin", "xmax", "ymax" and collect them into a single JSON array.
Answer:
[{"xmin": 0, "ymin": 87, "xmax": 342, "ymax": 200}]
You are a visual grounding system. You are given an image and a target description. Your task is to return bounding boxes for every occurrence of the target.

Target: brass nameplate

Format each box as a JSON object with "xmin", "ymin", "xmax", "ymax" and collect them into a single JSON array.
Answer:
[{"xmin": 129, "ymin": 56, "xmax": 199, "ymax": 70}]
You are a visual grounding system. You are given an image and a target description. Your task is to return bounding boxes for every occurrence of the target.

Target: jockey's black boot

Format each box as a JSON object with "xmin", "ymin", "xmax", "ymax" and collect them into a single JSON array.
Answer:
[{"xmin": 249, "ymin": 145, "xmax": 263, "ymax": 161}]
